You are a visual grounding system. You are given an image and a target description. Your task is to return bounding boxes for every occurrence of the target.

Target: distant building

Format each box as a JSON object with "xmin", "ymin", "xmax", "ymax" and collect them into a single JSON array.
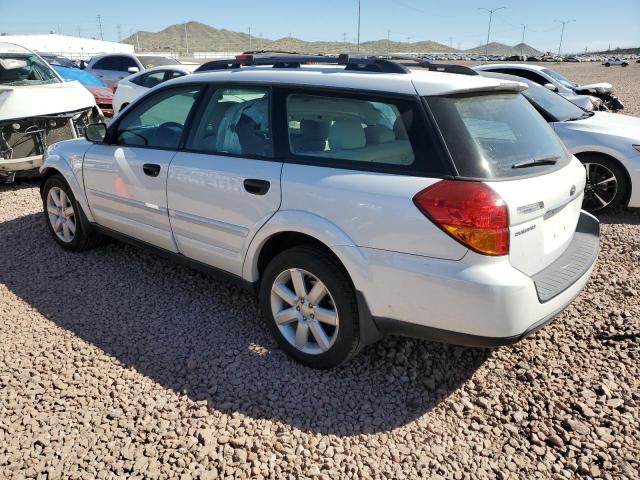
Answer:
[{"xmin": 0, "ymin": 34, "xmax": 134, "ymax": 59}]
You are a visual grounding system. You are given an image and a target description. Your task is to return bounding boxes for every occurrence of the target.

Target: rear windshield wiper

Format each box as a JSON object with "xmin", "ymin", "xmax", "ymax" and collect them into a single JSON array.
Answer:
[{"xmin": 512, "ymin": 156, "xmax": 559, "ymax": 169}]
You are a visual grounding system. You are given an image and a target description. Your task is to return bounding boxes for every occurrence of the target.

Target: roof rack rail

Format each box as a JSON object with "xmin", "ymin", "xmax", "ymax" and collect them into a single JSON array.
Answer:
[
  {"xmin": 371, "ymin": 54, "xmax": 479, "ymax": 75},
  {"xmin": 193, "ymin": 53, "xmax": 476, "ymax": 76},
  {"xmin": 194, "ymin": 54, "xmax": 411, "ymax": 74}
]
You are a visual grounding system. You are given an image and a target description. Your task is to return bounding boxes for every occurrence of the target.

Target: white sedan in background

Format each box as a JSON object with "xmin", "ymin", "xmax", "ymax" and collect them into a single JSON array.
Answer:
[
  {"xmin": 112, "ymin": 65, "xmax": 197, "ymax": 115},
  {"xmin": 482, "ymin": 71, "xmax": 640, "ymax": 212}
]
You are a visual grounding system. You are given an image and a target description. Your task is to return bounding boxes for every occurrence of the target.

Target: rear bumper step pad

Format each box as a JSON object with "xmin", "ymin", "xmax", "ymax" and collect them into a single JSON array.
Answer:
[{"xmin": 532, "ymin": 212, "xmax": 600, "ymax": 303}]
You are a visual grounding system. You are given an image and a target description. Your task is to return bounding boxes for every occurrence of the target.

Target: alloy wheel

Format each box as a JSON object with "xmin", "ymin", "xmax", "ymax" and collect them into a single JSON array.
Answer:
[
  {"xmin": 270, "ymin": 268, "xmax": 339, "ymax": 355},
  {"xmin": 47, "ymin": 187, "xmax": 76, "ymax": 243},
  {"xmin": 583, "ymin": 162, "xmax": 618, "ymax": 211}
]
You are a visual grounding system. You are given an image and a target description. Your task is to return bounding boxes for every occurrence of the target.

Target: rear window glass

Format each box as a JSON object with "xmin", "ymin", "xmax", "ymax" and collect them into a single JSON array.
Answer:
[
  {"xmin": 426, "ymin": 92, "xmax": 569, "ymax": 179},
  {"xmin": 137, "ymin": 56, "xmax": 180, "ymax": 68}
]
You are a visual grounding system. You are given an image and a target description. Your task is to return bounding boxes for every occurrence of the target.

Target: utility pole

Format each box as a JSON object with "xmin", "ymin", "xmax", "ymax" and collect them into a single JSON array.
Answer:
[
  {"xmin": 117, "ymin": 24, "xmax": 122, "ymax": 42},
  {"xmin": 357, "ymin": 0, "xmax": 361, "ymax": 52},
  {"xmin": 184, "ymin": 22, "xmax": 189, "ymax": 54},
  {"xmin": 478, "ymin": 6, "xmax": 506, "ymax": 59},
  {"xmin": 387, "ymin": 30, "xmax": 391, "ymax": 54},
  {"xmin": 77, "ymin": 25, "xmax": 81, "ymax": 38},
  {"xmin": 96, "ymin": 15, "xmax": 104, "ymax": 41},
  {"xmin": 520, "ymin": 24, "xmax": 526, "ymax": 57},
  {"xmin": 259, "ymin": 33, "xmax": 263, "ymax": 51},
  {"xmin": 554, "ymin": 19, "xmax": 575, "ymax": 56},
  {"xmin": 343, "ymin": 32, "xmax": 347, "ymax": 47},
  {"xmin": 248, "ymin": 26, "xmax": 252, "ymax": 51}
]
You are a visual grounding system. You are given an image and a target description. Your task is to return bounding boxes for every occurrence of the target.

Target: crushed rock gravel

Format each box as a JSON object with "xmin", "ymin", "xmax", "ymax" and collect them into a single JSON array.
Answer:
[{"xmin": 1, "ymin": 63, "xmax": 639, "ymax": 479}]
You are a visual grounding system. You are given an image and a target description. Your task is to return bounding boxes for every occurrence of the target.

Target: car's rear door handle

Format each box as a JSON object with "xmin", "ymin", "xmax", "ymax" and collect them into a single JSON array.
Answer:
[
  {"xmin": 143, "ymin": 163, "xmax": 161, "ymax": 177},
  {"xmin": 243, "ymin": 178, "xmax": 270, "ymax": 195}
]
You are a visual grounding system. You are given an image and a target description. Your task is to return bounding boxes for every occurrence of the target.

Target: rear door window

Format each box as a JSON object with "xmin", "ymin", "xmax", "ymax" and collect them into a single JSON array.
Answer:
[
  {"xmin": 283, "ymin": 91, "xmax": 449, "ymax": 175},
  {"xmin": 426, "ymin": 92, "xmax": 569, "ymax": 179},
  {"xmin": 187, "ymin": 87, "xmax": 273, "ymax": 158}
]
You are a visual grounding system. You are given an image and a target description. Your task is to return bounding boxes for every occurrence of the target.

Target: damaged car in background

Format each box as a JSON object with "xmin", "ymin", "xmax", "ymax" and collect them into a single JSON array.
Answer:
[{"xmin": 0, "ymin": 42, "xmax": 102, "ymax": 183}]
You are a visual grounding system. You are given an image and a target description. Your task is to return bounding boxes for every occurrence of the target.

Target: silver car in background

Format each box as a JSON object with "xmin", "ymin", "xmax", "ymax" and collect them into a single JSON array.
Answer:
[{"xmin": 481, "ymin": 71, "xmax": 640, "ymax": 212}]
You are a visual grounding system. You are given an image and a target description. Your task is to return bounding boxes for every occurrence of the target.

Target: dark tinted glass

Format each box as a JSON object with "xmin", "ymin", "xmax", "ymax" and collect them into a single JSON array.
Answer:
[
  {"xmin": 93, "ymin": 56, "xmax": 122, "ymax": 71},
  {"xmin": 427, "ymin": 92, "xmax": 569, "ymax": 179}
]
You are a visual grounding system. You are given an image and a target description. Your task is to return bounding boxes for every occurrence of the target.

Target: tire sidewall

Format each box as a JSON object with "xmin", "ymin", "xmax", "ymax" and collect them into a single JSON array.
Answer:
[
  {"xmin": 259, "ymin": 247, "xmax": 359, "ymax": 369},
  {"xmin": 42, "ymin": 176, "xmax": 85, "ymax": 250}
]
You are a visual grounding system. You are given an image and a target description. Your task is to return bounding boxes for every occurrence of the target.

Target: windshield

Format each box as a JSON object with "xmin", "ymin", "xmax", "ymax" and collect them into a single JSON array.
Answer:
[
  {"xmin": 0, "ymin": 53, "xmax": 60, "ymax": 86},
  {"xmin": 541, "ymin": 68, "xmax": 577, "ymax": 89},
  {"xmin": 137, "ymin": 55, "xmax": 180, "ymax": 68},
  {"xmin": 426, "ymin": 92, "xmax": 569, "ymax": 179}
]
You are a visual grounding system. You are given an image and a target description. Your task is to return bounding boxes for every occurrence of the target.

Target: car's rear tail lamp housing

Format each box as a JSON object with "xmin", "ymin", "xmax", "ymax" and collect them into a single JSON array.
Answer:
[{"xmin": 413, "ymin": 180, "xmax": 509, "ymax": 256}]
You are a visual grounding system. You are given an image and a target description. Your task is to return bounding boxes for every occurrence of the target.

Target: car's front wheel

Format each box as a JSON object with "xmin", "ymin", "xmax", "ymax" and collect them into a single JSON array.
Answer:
[
  {"xmin": 42, "ymin": 175, "xmax": 102, "ymax": 251},
  {"xmin": 578, "ymin": 154, "xmax": 629, "ymax": 212},
  {"xmin": 259, "ymin": 245, "xmax": 360, "ymax": 369}
]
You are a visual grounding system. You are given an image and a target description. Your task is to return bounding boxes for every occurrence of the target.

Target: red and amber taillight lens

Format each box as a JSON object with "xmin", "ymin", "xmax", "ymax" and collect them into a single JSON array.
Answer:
[{"xmin": 413, "ymin": 180, "xmax": 509, "ymax": 256}]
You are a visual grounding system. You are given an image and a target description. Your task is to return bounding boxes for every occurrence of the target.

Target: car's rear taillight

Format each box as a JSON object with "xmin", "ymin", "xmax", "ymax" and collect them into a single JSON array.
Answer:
[{"xmin": 413, "ymin": 180, "xmax": 509, "ymax": 256}]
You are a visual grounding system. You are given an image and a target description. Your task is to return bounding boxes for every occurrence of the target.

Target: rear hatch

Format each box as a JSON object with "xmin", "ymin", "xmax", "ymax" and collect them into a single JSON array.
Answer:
[{"xmin": 425, "ymin": 90, "xmax": 586, "ymax": 276}]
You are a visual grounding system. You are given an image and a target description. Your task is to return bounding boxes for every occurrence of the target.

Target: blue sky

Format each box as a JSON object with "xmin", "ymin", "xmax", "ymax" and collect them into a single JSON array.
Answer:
[{"xmin": 1, "ymin": 0, "xmax": 638, "ymax": 52}]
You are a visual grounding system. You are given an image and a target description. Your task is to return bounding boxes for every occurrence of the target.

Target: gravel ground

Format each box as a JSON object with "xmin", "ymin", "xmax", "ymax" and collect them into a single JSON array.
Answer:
[{"xmin": 1, "ymin": 63, "xmax": 639, "ymax": 479}]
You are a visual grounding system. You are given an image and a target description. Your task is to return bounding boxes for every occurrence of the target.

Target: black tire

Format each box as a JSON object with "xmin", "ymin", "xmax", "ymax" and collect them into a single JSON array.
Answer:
[
  {"xmin": 577, "ymin": 154, "xmax": 629, "ymax": 213},
  {"xmin": 604, "ymin": 63, "xmax": 610, "ymax": 67},
  {"xmin": 259, "ymin": 245, "xmax": 360, "ymax": 369},
  {"xmin": 42, "ymin": 175, "xmax": 102, "ymax": 251}
]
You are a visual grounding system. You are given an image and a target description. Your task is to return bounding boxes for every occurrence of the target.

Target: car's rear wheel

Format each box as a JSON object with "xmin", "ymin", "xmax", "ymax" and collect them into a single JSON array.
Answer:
[
  {"xmin": 259, "ymin": 245, "xmax": 360, "ymax": 369},
  {"xmin": 42, "ymin": 175, "xmax": 102, "ymax": 251},
  {"xmin": 604, "ymin": 63, "xmax": 610, "ymax": 67},
  {"xmin": 578, "ymin": 154, "xmax": 628, "ymax": 212}
]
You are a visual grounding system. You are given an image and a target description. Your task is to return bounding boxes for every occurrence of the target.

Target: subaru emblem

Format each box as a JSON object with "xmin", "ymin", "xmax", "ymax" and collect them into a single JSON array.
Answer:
[{"xmin": 570, "ymin": 185, "xmax": 576, "ymax": 196}]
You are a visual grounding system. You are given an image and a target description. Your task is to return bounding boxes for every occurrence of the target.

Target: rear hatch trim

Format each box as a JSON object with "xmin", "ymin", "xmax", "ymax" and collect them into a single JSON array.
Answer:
[{"xmin": 532, "ymin": 212, "xmax": 600, "ymax": 303}]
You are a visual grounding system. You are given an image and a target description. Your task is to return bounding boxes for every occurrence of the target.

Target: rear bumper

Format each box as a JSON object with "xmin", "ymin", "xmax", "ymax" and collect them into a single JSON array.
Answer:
[{"xmin": 343, "ymin": 211, "xmax": 600, "ymax": 346}]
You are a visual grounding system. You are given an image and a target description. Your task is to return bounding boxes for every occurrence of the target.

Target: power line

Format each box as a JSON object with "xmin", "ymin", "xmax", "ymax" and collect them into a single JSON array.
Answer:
[
  {"xmin": 478, "ymin": 6, "xmax": 506, "ymax": 58},
  {"xmin": 554, "ymin": 19, "xmax": 575, "ymax": 56}
]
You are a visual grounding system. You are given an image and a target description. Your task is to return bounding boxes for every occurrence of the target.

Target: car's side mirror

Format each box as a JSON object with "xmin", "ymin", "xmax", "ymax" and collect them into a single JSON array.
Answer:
[
  {"xmin": 85, "ymin": 123, "xmax": 107, "ymax": 143},
  {"xmin": 544, "ymin": 83, "xmax": 558, "ymax": 92},
  {"xmin": 127, "ymin": 66, "xmax": 140, "ymax": 74}
]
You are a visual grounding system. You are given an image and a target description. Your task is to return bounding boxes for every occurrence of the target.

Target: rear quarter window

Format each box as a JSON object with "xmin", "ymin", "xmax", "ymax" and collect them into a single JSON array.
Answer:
[
  {"xmin": 426, "ymin": 92, "xmax": 569, "ymax": 179},
  {"xmin": 283, "ymin": 91, "xmax": 450, "ymax": 176}
]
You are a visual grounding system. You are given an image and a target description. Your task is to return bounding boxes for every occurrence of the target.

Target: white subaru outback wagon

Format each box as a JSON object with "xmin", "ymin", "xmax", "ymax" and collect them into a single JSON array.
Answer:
[{"xmin": 40, "ymin": 55, "xmax": 600, "ymax": 368}]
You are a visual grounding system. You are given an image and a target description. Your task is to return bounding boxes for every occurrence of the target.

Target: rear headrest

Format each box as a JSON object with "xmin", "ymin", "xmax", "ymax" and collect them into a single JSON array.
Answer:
[
  {"xmin": 365, "ymin": 125, "xmax": 395, "ymax": 144},
  {"xmin": 393, "ymin": 117, "xmax": 409, "ymax": 140},
  {"xmin": 300, "ymin": 119, "xmax": 329, "ymax": 141},
  {"xmin": 329, "ymin": 120, "xmax": 366, "ymax": 150}
]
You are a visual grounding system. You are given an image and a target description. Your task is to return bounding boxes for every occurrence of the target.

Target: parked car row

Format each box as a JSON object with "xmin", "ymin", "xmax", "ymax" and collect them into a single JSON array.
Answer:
[
  {"xmin": 36, "ymin": 53, "xmax": 639, "ymax": 368},
  {"xmin": 2, "ymin": 44, "xmax": 637, "ymax": 367}
]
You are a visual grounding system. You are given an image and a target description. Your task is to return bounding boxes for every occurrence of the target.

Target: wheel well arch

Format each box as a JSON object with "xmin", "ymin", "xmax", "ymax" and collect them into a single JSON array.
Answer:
[
  {"xmin": 575, "ymin": 151, "xmax": 633, "ymax": 205},
  {"xmin": 39, "ymin": 167, "xmax": 63, "ymax": 195},
  {"xmin": 255, "ymin": 231, "xmax": 350, "ymax": 284}
]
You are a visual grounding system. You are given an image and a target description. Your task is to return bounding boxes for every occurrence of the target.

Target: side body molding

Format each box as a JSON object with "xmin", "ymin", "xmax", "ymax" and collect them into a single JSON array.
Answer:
[
  {"xmin": 242, "ymin": 209, "xmax": 372, "ymax": 287},
  {"xmin": 39, "ymin": 140, "xmax": 95, "ymax": 222}
]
